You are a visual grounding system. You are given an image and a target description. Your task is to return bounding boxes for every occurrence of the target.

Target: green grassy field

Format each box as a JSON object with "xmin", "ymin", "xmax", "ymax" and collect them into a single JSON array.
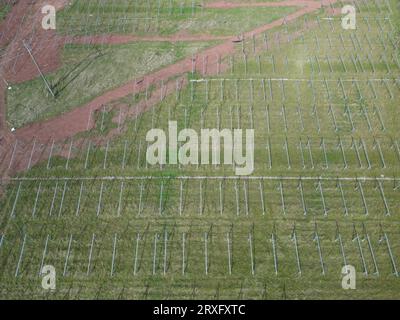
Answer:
[
  {"xmin": 0, "ymin": 0, "xmax": 400, "ymax": 299},
  {"xmin": 56, "ymin": 1, "xmax": 296, "ymax": 36},
  {"xmin": 6, "ymin": 0, "xmax": 295, "ymax": 128}
]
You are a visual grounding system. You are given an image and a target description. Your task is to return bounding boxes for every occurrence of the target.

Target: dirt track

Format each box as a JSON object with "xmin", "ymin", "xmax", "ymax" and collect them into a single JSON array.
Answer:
[{"xmin": 0, "ymin": 0, "xmax": 342, "ymax": 178}]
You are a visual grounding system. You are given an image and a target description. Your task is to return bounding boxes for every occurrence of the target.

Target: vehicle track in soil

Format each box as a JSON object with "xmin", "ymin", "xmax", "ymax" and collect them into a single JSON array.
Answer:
[{"xmin": 0, "ymin": 0, "xmax": 342, "ymax": 179}]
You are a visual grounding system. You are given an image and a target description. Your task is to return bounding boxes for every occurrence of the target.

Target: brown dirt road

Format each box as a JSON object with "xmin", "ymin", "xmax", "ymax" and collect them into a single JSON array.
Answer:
[{"xmin": 0, "ymin": 0, "xmax": 343, "ymax": 178}]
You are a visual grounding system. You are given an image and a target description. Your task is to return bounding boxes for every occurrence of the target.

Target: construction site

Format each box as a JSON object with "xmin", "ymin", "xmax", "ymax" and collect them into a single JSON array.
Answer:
[{"xmin": 0, "ymin": 0, "xmax": 399, "ymax": 300}]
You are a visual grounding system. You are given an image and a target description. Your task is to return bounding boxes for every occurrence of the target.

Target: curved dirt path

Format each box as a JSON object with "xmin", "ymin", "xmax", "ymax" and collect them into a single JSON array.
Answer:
[{"xmin": 0, "ymin": 0, "xmax": 342, "ymax": 178}]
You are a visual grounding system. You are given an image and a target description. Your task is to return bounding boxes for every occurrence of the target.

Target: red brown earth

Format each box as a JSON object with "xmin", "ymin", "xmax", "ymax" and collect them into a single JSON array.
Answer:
[{"xmin": 0, "ymin": 0, "xmax": 344, "ymax": 179}]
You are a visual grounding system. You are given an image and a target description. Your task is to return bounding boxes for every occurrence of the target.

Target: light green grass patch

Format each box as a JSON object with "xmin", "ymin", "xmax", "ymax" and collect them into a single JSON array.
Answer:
[
  {"xmin": 57, "ymin": 1, "xmax": 297, "ymax": 36},
  {"xmin": 7, "ymin": 40, "xmax": 217, "ymax": 128}
]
